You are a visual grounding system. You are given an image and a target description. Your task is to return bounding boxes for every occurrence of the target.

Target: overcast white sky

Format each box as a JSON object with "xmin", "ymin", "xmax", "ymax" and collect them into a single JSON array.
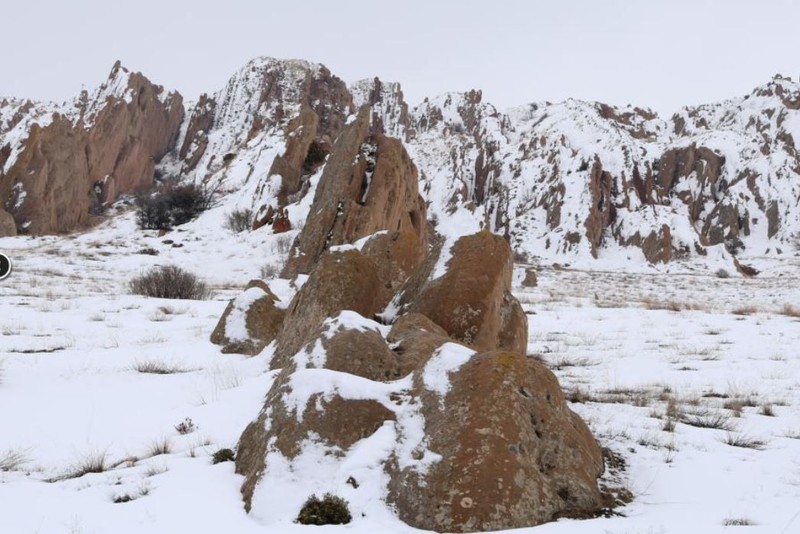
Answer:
[{"xmin": 1, "ymin": 0, "xmax": 799, "ymax": 116}]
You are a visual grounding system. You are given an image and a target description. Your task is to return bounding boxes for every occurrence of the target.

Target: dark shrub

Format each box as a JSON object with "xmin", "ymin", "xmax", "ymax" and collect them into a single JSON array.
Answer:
[
  {"xmin": 224, "ymin": 209, "xmax": 253, "ymax": 233},
  {"xmin": 211, "ymin": 448, "xmax": 235, "ymax": 464},
  {"xmin": 296, "ymin": 493, "xmax": 352, "ymax": 525},
  {"xmin": 136, "ymin": 182, "xmax": 214, "ymax": 230},
  {"xmin": 303, "ymin": 141, "xmax": 328, "ymax": 173},
  {"xmin": 129, "ymin": 265, "xmax": 212, "ymax": 300}
]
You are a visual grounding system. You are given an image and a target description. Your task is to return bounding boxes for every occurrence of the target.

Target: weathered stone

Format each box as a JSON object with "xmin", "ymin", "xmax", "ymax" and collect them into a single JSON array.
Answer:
[
  {"xmin": 2, "ymin": 62, "xmax": 183, "ymax": 234},
  {"xmin": 522, "ymin": 267, "xmax": 538, "ymax": 287},
  {"xmin": 282, "ymin": 108, "xmax": 427, "ymax": 277},
  {"xmin": 388, "ymin": 350, "xmax": 605, "ymax": 532},
  {"xmin": 210, "ymin": 280, "xmax": 285, "ymax": 355},
  {"xmin": 271, "ymin": 249, "xmax": 384, "ymax": 369},
  {"xmin": 0, "ymin": 209, "xmax": 16, "ymax": 236},
  {"xmin": 318, "ymin": 321, "xmax": 404, "ymax": 382},
  {"xmin": 236, "ymin": 369, "xmax": 394, "ymax": 511},
  {"xmin": 409, "ymin": 230, "xmax": 528, "ymax": 355},
  {"xmin": 386, "ymin": 312, "xmax": 458, "ymax": 372}
]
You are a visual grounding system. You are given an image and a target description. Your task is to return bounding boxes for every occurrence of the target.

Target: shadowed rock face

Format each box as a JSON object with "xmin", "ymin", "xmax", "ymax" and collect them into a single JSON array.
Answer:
[
  {"xmin": 282, "ymin": 108, "xmax": 427, "ymax": 277},
  {"xmin": 1, "ymin": 63, "xmax": 184, "ymax": 235}
]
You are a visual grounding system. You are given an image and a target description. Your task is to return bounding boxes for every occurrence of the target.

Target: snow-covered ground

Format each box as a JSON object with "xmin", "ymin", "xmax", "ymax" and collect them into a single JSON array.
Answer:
[{"xmin": 2, "ymin": 204, "xmax": 800, "ymax": 533}]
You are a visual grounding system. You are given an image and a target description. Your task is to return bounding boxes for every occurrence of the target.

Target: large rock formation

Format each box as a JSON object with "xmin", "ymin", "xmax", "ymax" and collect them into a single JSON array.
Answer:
[
  {"xmin": 234, "ymin": 228, "xmax": 604, "ymax": 532},
  {"xmin": 282, "ymin": 107, "xmax": 427, "ymax": 277},
  {"xmin": 0, "ymin": 62, "xmax": 183, "ymax": 234}
]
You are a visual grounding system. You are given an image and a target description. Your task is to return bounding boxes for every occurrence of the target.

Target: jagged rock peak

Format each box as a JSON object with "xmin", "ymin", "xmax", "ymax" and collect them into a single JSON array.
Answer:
[{"xmin": 350, "ymin": 77, "xmax": 412, "ymax": 140}]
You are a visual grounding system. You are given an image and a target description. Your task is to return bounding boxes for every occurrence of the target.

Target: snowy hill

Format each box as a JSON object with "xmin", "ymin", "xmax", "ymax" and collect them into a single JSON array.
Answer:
[
  {"xmin": 2, "ymin": 58, "xmax": 800, "ymax": 534},
  {"xmin": 3, "ymin": 58, "xmax": 800, "ymax": 271}
]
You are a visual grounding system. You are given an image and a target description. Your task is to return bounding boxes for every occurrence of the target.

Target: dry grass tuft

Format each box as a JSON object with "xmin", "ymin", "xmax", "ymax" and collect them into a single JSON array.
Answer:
[
  {"xmin": 723, "ymin": 432, "xmax": 767, "ymax": 450},
  {"xmin": 132, "ymin": 360, "xmax": 196, "ymax": 375},
  {"xmin": 732, "ymin": 305, "xmax": 758, "ymax": 316}
]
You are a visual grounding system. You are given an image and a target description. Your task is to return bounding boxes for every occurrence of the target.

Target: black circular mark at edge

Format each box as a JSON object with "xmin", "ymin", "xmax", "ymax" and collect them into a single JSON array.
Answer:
[{"xmin": 0, "ymin": 253, "xmax": 12, "ymax": 280}]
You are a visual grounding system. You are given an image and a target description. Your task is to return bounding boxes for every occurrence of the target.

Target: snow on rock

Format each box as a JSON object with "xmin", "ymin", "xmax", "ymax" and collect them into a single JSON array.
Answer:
[{"xmin": 421, "ymin": 342, "xmax": 476, "ymax": 397}]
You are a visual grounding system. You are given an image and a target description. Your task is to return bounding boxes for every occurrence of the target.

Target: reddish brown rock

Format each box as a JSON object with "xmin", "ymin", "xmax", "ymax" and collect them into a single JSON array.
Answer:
[
  {"xmin": 2, "ymin": 62, "xmax": 184, "ymax": 234},
  {"xmin": 316, "ymin": 322, "xmax": 405, "ymax": 382},
  {"xmin": 271, "ymin": 208, "xmax": 292, "ymax": 233},
  {"xmin": 178, "ymin": 93, "xmax": 215, "ymax": 173},
  {"xmin": 386, "ymin": 312, "xmax": 463, "ymax": 372},
  {"xmin": 388, "ymin": 350, "xmax": 605, "ymax": 532},
  {"xmin": 271, "ymin": 249, "xmax": 384, "ymax": 369},
  {"xmin": 584, "ymin": 158, "xmax": 615, "ymax": 257},
  {"xmin": 624, "ymin": 225, "xmax": 673, "ymax": 264},
  {"xmin": 522, "ymin": 267, "xmax": 538, "ymax": 287},
  {"xmin": 409, "ymin": 230, "xmax": 528, "ymax": 355},
  {"xmin": 360, "ymin": 230, "xmax": 427, "ymax": 309},
  {"xmin": 282, "ymin": 108, "xmax": 427, "ymax": 277},
  {"xmin": 210, "ymin": 280, "xmax": 285, "ymax": 355},
  {"xmin": 236, "ymin": 369, "xmax": 394, "ymax": 511},
  {"xmin": 267, "ymin": 106, "xmax": 320, "ymax": 203},
  {"xmin": 0, "ymin": 209, "xmax": 15, "ymax": 236}
]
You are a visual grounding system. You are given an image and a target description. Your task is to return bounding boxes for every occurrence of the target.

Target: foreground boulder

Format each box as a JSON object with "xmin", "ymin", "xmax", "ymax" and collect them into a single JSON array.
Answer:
[
  {"xmin": 388, "ymin": 350, "xmax": 605, "ymax": 532},
  {"xmin": 233, "ymin": 225, "xmax": 606, "ymax": 531},
  {"xmin": 210, "ymin": 280, "xmax": 285, "ymax": 355}
]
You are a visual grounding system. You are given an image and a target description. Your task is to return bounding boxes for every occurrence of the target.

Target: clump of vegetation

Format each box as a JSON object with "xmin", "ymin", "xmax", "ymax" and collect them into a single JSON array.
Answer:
[
  {"xmin": 174, "ymin": 417, "xmax": 196, "ymax": 435},
  {"xmin": 224, "ymin": 208, "xmax": 253, "ymax": 233},
  {"xmin": 211, "ymin": 448, "xmax": 235, "ymax": 464},
  {"xmin": 296, "ymin": 493, "xmax": 352, "ymax": 525},
  {"xmin": 129, "ymin": 265, "xmax": 212, "ymax": 300},
  {"xmin": 302, "ymin": 141, "xmax": 328, "ymax": 173},
  {"xmin": 136, "ymin": 182, "xmax": 214, "ymax": 230},
  {"xmin": 260, "ymin": 262, "xmax": 281, "ymax": 280}
]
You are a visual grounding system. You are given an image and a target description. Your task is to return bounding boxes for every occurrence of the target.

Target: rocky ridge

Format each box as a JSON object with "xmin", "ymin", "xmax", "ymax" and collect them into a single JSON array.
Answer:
[{"xmin": 4, "ymin": 58, "xmax": 799, "ymax": 268}]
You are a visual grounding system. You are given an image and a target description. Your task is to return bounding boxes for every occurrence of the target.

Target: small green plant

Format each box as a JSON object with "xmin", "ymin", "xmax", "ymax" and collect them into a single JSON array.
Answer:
[
  {"xmin": 211, "ymin": 448, "xmax": 235, "ymax": 464},
  {"xmin": 296, "ymin": 493, "xmax": 352, "ymax": 525}
]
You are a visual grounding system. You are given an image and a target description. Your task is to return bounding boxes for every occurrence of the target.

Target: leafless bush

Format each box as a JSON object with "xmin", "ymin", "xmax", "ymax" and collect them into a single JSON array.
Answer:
[
  {"xmin": 715, "ymin": 268, "xmax": 730, "ymax": 279},
  {"xmin": 0, "ymin": 449, "xmax": 29, "ymax": 472},
  {"xmin": 174, "ymin": 417, "xmax": 196, "ymax": 435},
  {"xmin": 722, "ymin": 517, "xmax": 756, "ymax": 526},
  {"xmin": 272, "ymin": 235, "xmax": 293, "ymax": 255},
  {"xmin": 129, "ymin": 265, "xmax": 211, "ymax": 300},
  {"xmin": 681, "ymin": 409, "xmax": 735, "ymax": 431},
  {"xmin": 224, "ymin": 208, "xmax": 253, "ymax": 233},
  {"xmin": 723, "ymin": 432, "xmax": 767, "ymax": 450},
  {"xmin": 260, "ymin": 263, "xmax": 281, "ymax": 280},
  {"xmin": 148, "ymin": 438, "xmax": 172, "ymax": 457},
  {"xmin": 136, "ymin": 182, "xmax": 215, "ymax": 230},
  {"xmin": 732, "ymin": 305, "xmax": 758, "ymax": 316}
]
